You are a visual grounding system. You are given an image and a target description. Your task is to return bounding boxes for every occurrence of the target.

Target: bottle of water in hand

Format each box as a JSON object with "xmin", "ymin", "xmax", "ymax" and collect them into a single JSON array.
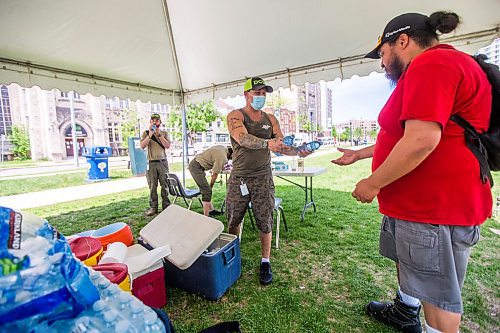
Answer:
[
  {"xmin": 297, "ymin": 140, "xmax": 322, "ymax": 152},
  {"xmin": 282, "ymin": 135, "xmax": 295, "ymax": 147}
]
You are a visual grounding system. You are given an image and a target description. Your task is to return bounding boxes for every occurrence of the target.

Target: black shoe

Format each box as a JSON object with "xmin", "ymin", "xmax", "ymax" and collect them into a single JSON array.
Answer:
[
  {"xmin": 366, "ymin": 292, "xmax": 422, "ymax": 333},
  {"xmin": 208, "ymin": 209, "xmax": 223, "ymax": 217},
  {"xmin": 259, "ymin": 262, "xmax": 273, "ymax": 285}
]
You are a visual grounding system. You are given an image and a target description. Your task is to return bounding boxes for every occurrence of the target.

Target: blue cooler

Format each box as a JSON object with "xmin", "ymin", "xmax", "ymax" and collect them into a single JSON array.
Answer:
[{"xmin": 139, "ymin": 205, "xmax": 241, "ymax": 301}]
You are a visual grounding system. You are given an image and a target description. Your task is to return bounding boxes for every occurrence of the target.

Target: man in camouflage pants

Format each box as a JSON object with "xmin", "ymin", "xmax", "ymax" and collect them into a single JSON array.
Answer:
[{"xmin": 226, "ymin": 77, "xmax": 311, "ymax": 285}]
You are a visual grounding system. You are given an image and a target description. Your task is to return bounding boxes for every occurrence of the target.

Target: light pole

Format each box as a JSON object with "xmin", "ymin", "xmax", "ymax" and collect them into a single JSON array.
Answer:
[{"xmin": 350, "ymin": 120, "xmax": 353, "ymax": 146}]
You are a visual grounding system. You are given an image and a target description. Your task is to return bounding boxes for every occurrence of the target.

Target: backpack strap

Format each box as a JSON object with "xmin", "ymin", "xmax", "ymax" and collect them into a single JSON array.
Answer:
[
  {"xmin": 450, "ymin": 114, "xmax": 493, "ymax": 187},
  {"xmin": 146, "ymin": 130, "xmax": 166, "ymax": 150}
]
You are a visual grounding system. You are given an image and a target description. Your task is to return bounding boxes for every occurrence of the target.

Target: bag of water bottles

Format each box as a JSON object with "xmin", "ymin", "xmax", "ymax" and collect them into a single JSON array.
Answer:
[
  {"xmin": 0, "ymin": 206, "xmax": 170, "ymax": 333},
  {"xmin": 0, "ymin": 206, "xmax": 101, "ymax": 332}
]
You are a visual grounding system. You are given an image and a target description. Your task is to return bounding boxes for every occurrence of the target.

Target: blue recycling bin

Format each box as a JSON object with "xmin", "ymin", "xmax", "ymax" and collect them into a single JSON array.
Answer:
[{"xmin": 82, "ymin": 146, "xmax": 112, "ymax": 181}]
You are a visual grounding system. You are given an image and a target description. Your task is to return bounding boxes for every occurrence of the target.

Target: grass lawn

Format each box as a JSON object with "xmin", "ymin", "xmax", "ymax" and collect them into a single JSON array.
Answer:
[{"xmin": 27, "ymin": 153, "xmax": 499, "ymax": 333}]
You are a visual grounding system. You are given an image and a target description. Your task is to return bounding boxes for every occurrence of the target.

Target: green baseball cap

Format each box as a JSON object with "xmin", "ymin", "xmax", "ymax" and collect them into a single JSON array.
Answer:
[
  {"xmin": 244, "ymin": 77, "xmax": 273, "ymax": 93},
  {"xmin": 151, "ymin": 113, "xmax": 161, "ymax": 120}
]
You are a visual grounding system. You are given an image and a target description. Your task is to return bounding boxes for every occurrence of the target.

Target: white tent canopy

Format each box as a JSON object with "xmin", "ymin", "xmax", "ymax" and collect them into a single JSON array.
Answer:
[{"xmin": 0, "ymin": 0, "xmax": 499, "ymax": 104}]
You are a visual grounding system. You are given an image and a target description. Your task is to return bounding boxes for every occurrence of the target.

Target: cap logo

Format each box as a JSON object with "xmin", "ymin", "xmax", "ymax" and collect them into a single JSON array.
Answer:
[
  {"xmin": 385, "ymin": 25, "xmax": 410, "ymax": 38},
  {"xmin": 253, "ymin": 79, "xmax": 264, "ymax": 85}
]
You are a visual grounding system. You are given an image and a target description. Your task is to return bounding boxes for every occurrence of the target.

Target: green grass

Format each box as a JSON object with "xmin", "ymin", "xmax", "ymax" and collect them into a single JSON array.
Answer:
[
  {"xmin": 0, "ymin": 170, "xmax": 133, "ymax": 196},
  {"xmin": 27, "ymin": 153, "xmax": 500, "ymax": 333},
  {"xmin": 0, "ymin": 159, "xmax": 38, "ymax": 168}
]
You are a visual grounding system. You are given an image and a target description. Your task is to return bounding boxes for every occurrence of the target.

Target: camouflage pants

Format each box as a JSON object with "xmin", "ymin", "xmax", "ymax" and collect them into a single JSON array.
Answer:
[
  {"xmin": 146, "ymin": 160, "xmax": 171, "ymax": 210},
  {"xmin": 226, "ymin": 172, "xmax": 274, "ymax": 233}
]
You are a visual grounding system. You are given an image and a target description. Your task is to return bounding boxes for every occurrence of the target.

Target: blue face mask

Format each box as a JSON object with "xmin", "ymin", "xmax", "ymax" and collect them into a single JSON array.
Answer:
[{"xmin": 250, "ymin": 96, "xmax": 266, "ymax": 110}]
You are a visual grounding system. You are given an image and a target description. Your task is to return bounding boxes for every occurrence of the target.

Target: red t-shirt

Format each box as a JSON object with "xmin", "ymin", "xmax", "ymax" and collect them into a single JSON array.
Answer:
[{"xmin": 373, "ymin": 44, "xmax": 492, "ymax": 226}]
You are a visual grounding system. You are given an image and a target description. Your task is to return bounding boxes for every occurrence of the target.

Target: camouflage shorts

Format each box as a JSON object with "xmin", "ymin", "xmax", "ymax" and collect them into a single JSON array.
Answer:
[{"xmin": 226, "ymin": 172, "xmax": 275, "ymax": 233}]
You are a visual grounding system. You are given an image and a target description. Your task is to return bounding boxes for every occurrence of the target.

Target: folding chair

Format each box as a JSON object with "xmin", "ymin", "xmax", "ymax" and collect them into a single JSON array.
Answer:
[
  {"xmin": 247, "ymin": 197, "xmax": 288, "ymax": 249},
  {"xmin": 166, "ymin": 173, "xmax": 203, "ymax": 210}
]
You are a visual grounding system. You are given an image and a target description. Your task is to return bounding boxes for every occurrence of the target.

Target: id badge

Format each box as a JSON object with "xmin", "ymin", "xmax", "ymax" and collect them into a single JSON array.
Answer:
[{"xmin": 240, "ymin": 179, "xmax": 249, "ymax": 196}]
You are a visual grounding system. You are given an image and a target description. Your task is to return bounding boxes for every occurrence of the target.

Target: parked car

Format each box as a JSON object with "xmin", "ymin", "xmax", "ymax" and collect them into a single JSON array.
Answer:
[{"xmin": 169, "ymin": 146, "xmax": 196, "ymax": 157}]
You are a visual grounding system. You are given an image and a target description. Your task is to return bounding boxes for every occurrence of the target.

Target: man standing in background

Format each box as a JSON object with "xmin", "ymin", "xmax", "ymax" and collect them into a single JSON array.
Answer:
[{"xmin": 140, "ymin": 113, "xmax": 171, "ymax": 216}]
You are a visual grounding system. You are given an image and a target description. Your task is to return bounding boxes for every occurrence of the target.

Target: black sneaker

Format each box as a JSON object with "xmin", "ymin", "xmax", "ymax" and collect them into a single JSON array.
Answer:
[
  {"xmin": 366, "ymin": 292, "xmax": 422, "ymax": 333},
  {"xmin": 259, "ymin": 262, "xmax": 273, "ymax": 285},
  {"xmin": 208, "ymin": 209, "xmax": 223, "ymax": 216}
]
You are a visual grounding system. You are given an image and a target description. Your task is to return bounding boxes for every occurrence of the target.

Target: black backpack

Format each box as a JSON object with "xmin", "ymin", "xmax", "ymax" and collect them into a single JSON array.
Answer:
[{"xmin": 450, "ymin": 54, "xmax": 500, "ymax": 187}]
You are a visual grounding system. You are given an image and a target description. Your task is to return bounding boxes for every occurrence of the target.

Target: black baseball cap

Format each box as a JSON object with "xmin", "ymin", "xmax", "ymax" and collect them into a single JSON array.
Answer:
[
  {"xmin": 244, "ymin": 77, "xmax": 273, "ymax": 93},
  {"xmin": 365, "ymin": 13, "xmax": 430, "ymax": 59}
]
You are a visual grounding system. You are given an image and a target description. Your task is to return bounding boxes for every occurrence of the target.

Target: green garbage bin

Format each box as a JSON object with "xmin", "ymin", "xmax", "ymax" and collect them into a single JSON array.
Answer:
[{"xmin": 82, "ymin": 146, "xmax": 112, "ymax": 181}]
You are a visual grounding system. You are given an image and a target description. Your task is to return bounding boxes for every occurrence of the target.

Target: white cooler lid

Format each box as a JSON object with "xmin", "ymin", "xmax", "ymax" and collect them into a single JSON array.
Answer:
[
  {"xmin": 139, "ymin": 205, "xmax": 224, "ymax": 270},
  {"xmin": 125, "ymin": 244, "xmax": 165, "ymax": 279}
]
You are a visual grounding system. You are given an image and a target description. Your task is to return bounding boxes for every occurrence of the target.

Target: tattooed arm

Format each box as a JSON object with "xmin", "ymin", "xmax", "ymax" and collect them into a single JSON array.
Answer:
[
  {"xmin": 227, "ymin": 109, "xmax": 284, "ymax": 152},
  {"xmin": 268, "ymin": 113, "xmax": 312, "ymax": 158}
]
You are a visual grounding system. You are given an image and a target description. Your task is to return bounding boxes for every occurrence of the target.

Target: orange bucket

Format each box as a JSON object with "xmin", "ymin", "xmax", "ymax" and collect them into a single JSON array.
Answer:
[
  {"xmin": 69, "ymin": 237, "xmax": 103, "ymax": 266},
  {"xmin": 91, "ymin": 222, "xmax": 133, "ymax": 250}
]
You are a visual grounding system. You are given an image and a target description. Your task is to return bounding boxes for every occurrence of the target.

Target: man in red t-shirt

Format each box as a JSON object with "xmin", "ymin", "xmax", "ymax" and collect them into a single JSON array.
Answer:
[{"xmin": 333, "ymin": 12, "xmax": 492, "ymax": 333}]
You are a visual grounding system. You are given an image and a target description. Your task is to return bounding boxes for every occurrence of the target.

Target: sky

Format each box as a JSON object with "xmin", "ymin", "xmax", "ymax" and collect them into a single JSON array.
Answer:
[
  {"xmin": 329, "ymin": 72, "xmax": 394, "ymax": 123},
  {"xmin": 222, "ymin": 72, "xmax": 394, "ymax": 124}
]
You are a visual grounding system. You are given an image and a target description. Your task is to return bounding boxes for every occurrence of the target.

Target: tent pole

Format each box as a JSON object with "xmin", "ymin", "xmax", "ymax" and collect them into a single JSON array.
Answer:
[
  {"xmin": 161, "ymin": 0, "xmax": 187, "ymax": 186},
  {"xmin": 69, "ymin": 91, "xmax": 79, "ymax": 167}
]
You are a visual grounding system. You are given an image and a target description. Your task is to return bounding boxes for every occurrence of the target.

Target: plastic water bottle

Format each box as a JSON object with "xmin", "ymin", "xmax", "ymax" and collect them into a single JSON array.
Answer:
[
  {"xmin": 91, "ymin": 299, "xmax": 107, "ymax": 322},
  {"xmin": 283, "ymin": 134, "xmax": 295, "ymax": 147},
  {"xmin": 130, "ymin": 300, "xmax": 145, "ymax": 331},
  {"xmin": 144, "ymin": 310, "xmax": 165, "ymax": 333},
  {"xmin": 117, "ymin": 292, "xmax": 133, "ymax": 317},
  {"xmin": 297, "ymin": 140, "xmax": 322, "ymax": 152},
  {"xmin": 151, "ymin": 124, "xmax": 157, "ymax": 131},
  {"xmin": 89, "ymin": 268, "xmax": 107, "ymax": 286},
  {"xmin": 116, "ymin": 320, "xmax": 139, "ymax": 333},
  {"xmin": 103, "ymin": 310, "xmax": 119, "ymax": 330}
]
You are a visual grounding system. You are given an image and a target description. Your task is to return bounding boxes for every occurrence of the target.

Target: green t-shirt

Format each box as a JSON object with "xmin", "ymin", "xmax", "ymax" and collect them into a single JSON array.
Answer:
[{"xmin": 141, "ymin": 130, "xmax": 168, "ymax": 160}]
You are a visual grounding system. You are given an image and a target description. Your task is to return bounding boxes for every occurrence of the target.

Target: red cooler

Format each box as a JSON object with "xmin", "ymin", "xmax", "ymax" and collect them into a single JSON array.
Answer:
[{"xmin": 125, "ymin": 244, "xmax": 167, "ymax": 308}]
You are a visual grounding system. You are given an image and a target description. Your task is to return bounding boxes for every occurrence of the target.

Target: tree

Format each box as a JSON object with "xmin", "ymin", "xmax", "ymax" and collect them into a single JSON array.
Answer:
[
  {"xmin": 170, "ymin": 101, "xmax": 219, "ymax": 142},
  {"xmin": 340, "ymin": 127, "xmax": 351, "ymax": 142},
  {"xmin": 9, "ymin": 125, "xmax": 31, "ymax": 160},
  {"xmin": 119, "ymin": 109, "xmax": 139, "ymax": 149},
  {"xmin": 298, "ymin": 113, "xmax": 311, "ymax": 132},
  {"xmin": 354, "ymin": 127, "xmax": 363, "ymax": 140},
  {"xmin": 266, "ymin": 91, "xmax": 290, "ymax": 110},
  {"xmin": 369, "ymin": 129, "xmax": 378, "ymax": 142},
  {"xmin": 331, "ymin": 127, "xmax": 338, "ymax": 138}
]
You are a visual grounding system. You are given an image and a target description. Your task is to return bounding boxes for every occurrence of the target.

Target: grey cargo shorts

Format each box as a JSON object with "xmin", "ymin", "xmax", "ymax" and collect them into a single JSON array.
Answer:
[{"xmin": 379, "ymin": 215, "xmax": 480, "ymax": 313}]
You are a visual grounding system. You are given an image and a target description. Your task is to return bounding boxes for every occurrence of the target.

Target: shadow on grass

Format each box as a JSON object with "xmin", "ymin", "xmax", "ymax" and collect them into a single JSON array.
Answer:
[{"xmin": 29, "ymin": 185, "xmax": 499, "ymax": 333}]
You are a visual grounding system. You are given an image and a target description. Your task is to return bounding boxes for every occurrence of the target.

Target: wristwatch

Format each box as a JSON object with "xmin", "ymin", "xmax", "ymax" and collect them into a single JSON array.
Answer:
[{"xmin": 262, "ymin": 139, "xmax": 269, "ymax": 149}]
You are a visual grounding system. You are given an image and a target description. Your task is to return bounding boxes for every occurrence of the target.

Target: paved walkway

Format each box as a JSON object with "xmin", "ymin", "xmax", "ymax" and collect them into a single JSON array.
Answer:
[
  {"xmin": 0, "ymin": 177, "xmax": 150, "ymax": 210},
  {"xmin": 0, "ymin": 148, "xmax": 338, "ymax": 210}
]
